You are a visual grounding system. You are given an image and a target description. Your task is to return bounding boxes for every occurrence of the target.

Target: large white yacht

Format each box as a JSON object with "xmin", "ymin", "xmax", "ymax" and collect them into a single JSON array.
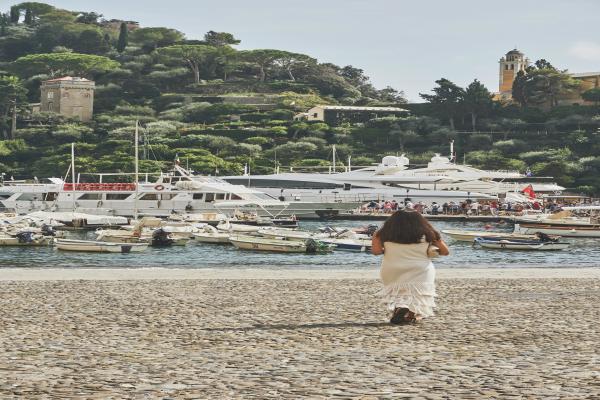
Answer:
[
  {"xmin": 395, "ymin": 154, "xmax": 565, "ymax": 195},
  {"xmin": 223, "ymin": 149, "xmax": 563, "ymax": 204},
  {"xmin": 222, "ymin": 156, "xmax": 497, "ymax": 206},
  {"xmin": 0, "ymin": 166, "xmax": 361, "ymax": 218}
]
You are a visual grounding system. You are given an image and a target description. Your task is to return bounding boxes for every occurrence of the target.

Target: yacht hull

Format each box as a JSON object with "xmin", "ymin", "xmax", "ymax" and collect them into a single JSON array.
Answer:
[
  {"xmin": 2, "ymin": 198, "xmax": 359, "ymax": 219},
  {"xmin": 514, "ymin": 223, "xmax": 600, "ymax": 238}
]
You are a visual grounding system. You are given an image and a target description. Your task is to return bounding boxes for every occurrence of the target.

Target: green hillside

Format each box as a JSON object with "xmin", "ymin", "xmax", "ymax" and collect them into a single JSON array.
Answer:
[{"xmin": 1, "ymin": 2, "xmax": 599, "ymax": 194}]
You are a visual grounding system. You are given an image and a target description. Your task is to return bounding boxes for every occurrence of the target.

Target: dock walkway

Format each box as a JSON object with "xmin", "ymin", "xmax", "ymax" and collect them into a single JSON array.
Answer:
[{"xmin": 308, "ymin": 212, "xmax": 516, "ymax": 222}]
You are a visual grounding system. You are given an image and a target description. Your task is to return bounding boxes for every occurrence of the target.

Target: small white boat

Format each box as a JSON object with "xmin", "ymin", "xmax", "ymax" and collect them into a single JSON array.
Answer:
[
  {"xmin": 54, "ymin": 238, "xmax": 148, "ymax": 253},
  {"xmin": 168, "ymin": 212, "xmax": 228, "ymax": 225},
  {"xmin": 442, "ymin": 229, "xmax": 540, "ymax": 242},
  {"xmin": 256, "ymin": 227, "xmax": 314, "ymax": 241},
  {"xmin": 192, "ymin": 225, "xmax": 231, "ymax": 244},
  {"xmin": 473, "ymin": 237, "xmax": 569, "ymax": 251},
  {"xmin": 96, "ymin": 229, "xmax": 189, "ymax": 246},
  {"xmin": 0, "ymin": 232, "xmax": 53, "ymax": 246},
  {"xmin": 320, "ymin": 238, "xmax": 372, "ymax": 252},
  {"xmin": 217, "ymin": 221, "xmax": 260, "ymax": 233},
  {"xmin": 514, "ymin": 223, "xmax": 600, "ymax": 238},
  {"xmin": 229, "ymin": 235, "xmax": 334, "ymax": 253},
  {"xmin": 27, "ymin": 211, "xmax": 129, "ymax": 229}
]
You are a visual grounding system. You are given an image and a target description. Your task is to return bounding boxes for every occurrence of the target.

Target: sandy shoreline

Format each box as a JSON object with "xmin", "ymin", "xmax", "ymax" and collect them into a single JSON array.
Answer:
[{"xmin": 0, "ymin": 266, "xmax": 599, "ymax": 281}]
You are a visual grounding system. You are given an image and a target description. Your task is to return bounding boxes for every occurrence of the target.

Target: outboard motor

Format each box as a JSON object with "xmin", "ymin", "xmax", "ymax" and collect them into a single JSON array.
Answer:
[
  {"xmin": 365, "ymin": 224, "xmax": 378, "ymax": 237},
  {"xmin": 16, "ymin": 231, "xmax": 35, "ymax": 243},
  {"xmin": 320, "ymin": 226, "xmax": 335, "ymax": 234},
  {"xmin": 305, "ymin": 238, "xmax": 318, "ymax": 254},
  {"xmin": 535, "ymin": 232, "xmax": 557, "ymax": 243},
  {"xmin": 41, "ymin": 224, "xmax": 55, "ymax": 236},
  {"xmin": 151, "ymin": 228, "xmax": 174, "ymax": 247}
]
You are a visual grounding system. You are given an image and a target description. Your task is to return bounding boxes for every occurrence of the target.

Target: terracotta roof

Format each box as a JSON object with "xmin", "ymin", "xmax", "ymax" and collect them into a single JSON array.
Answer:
[
  {"xmin": 313, "ymin": 105, "xmax": 408, "ymax": 112},
  {"xmin": 44, "ymin": 76, "xmax": 92, "ymax": 83}
]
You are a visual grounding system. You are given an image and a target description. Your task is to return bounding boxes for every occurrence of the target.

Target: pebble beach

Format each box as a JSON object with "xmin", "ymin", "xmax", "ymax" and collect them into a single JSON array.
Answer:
[{"xmin": 1, "ymin": 268, "xmax": 599, "ymax": 399}]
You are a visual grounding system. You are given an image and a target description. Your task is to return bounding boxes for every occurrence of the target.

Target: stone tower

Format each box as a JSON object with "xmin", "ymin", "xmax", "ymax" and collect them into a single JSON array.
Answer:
[
  {"xmin": 40, "ymin": 76, "xmax": 95, "ymax": 122},
  {"xmin": 498, "ymin": 49, "xmax": 529, "ymax": 96}
]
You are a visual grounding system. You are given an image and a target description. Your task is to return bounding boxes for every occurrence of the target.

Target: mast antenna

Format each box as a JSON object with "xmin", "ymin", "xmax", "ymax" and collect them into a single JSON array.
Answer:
[
  {"xmin": 134, "ymin": 121, "xmax": 139, "ymax": 220},
  {"xmin": 71, "ymin": 143, "xmax": 76, "ymax": 213}
]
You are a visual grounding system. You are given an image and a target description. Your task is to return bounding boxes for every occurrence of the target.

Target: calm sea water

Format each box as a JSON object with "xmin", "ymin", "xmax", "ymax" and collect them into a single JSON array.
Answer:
[{"xmin": 1, "ymin": 220, "xmax": 599, "ymax": 269}]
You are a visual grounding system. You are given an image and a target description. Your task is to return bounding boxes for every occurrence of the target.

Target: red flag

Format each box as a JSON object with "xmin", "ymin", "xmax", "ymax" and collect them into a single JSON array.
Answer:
[{"xmin": 522, "ymin": 184, "xmax": 536, "ymax": 199}]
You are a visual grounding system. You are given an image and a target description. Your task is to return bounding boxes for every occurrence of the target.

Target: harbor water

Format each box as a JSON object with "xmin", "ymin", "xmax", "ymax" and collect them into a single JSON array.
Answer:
[{"xmin": 1, "ymin": 220, "xmax": 599, "ymax": 269}]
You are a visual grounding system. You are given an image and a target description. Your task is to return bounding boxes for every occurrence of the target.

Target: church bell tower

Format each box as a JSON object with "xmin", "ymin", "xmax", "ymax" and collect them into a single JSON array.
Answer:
[{"xmin": 499, "ymin": 49, "xmax": 529, "ymax": 96}]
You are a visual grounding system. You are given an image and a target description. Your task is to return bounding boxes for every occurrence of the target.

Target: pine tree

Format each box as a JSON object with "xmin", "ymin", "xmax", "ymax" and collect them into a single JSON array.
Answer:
[
  {"xmin": 117, "ymin": 22, "xmax": 128, "ymax": 53},
  {"xmin": 24, "ymin": 8, "xmax": 33, "ymax": 25},
  {"xmin": 9, "ymin": 6, "xmax": 19, "ymax": 23},
  {"xmin": 463, "ymin": 79, "xmax": 493, "ymax": 131},
  {"xmin": 0, "ymin": 14, "xmax": 8, "ymax": 36},
  {"xmin": 512, "ymin": 70, "xmax": 528, "ymax": 108}
]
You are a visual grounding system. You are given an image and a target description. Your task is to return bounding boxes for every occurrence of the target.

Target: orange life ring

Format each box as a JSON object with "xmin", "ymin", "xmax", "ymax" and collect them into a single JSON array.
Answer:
[{"xmin": 154, "ymin": 184, "xmax": 165, "ymax": 191}]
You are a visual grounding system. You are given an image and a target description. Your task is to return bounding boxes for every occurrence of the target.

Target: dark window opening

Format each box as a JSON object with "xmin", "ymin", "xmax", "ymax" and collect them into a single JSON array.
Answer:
[{"xmin": 106, "ymin": 193, "xmax": 131, "ymax": 200}]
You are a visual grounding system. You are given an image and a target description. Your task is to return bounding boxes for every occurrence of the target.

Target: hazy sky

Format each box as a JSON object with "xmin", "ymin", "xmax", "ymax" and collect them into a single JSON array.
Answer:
[{"xmin": 12, "ymin": 0, "xmax": 600, "ymax": 101}]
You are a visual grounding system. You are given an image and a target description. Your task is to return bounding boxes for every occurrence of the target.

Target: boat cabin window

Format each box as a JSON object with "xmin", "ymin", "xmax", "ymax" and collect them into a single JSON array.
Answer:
[
  {"xmin": 140, "ymin": 193, "xmax": 159, "ymax": 200},
  {"xmin": 254, "ymin": 193, "xmax": 276, "ymax": 200},
  {"xmin": 205, "ymin": 193, "xmax": 215, "ymax": 202},
  {"xmin": 78, "ymin": 193, "xmax": 102, "ymax": 200},
  {"xmin": 45, "ymin": 192, "xmax": 58, "ymax": 201},
  {"xmin": 215, "ymin": 193, "xmax": 226, "ymax": 200},
  {"xmin": 160, "ymin": 193, "xmax": 175, "ymax": 200},
  {"xmin": 193, "ymin": 193, "xmax": 204, "ymax": 200},
  {"xmin": 227, "ymin": 178, "xmax": 340, "ymax": 189},
  {"xmin": 231, "ymin": 194, "xmax": 242, "ymax": 200},
  {"xmin": 17, "ymin": 193, "xmax": 42, "ymax": 201},
  {"xmin": 106, "ymin": 193, "xmax": 131, "ymax": 200},
  {"xmin": 0, "ymin": 194, "xmax": 10, "ymax": 200}
]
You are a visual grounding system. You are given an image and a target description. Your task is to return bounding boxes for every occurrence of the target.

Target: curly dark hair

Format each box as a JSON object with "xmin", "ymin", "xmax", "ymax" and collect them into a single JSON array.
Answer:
[{"xmin": 376, "ymin": 210, "xmax": 441, "ymax": 244}]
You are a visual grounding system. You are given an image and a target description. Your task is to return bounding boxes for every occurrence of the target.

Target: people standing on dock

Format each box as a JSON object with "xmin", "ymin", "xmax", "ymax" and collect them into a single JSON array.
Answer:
[
  {"xmin": 372, "ymin": 210, "xmax": 450, "ymax": 324},
  {"xmin": 414, "ymin": 201, "xmax": 425, "ymax": 213},
  {"xmin": 490, "ymin": 200, "xmax": 498, "ymax": 216},
  {"xmin": 448, "ymin": 201, "xmax": 457, "ymax": 215},
  {"xmin": 384, "ymin": 201, "xmax": 393, "ymax": 213},
  {"xmin": 460, "ymin": 201, "xmax": 468, "ymax": 215}
]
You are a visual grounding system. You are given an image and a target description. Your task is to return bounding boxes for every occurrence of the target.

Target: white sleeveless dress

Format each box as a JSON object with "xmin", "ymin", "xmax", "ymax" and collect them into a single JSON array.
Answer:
[{"xmin": 379, "ymin": 241, "xmax": 436, "ymax": 317}]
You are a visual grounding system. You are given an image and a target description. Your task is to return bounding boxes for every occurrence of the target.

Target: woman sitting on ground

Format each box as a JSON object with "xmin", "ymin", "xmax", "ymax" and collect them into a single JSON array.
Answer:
[{"xmin": 371, "ymin": 210, "xmax": 449, "ymax": 325}]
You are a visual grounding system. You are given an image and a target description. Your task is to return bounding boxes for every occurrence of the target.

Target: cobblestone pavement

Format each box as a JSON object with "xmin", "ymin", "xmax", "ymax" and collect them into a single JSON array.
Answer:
[{"xmin": 0, "ymin": 278, "xmax": 599, "ymax": 399}]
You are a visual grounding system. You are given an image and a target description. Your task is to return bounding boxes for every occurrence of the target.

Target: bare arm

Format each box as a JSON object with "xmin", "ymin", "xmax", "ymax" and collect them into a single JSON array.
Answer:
[
  {"xmin": 432, "ymin": 239, "xmax": 450, "ymax": 256},
  {"xmin": 371, "ymin": 232, "xmax": 384, "ymax": 255}
]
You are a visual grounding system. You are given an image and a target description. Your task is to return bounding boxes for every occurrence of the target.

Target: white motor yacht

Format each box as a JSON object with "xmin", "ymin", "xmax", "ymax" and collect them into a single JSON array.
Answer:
[
  {"xmin": 222, "ymin": 155, "xmax": 496, "ymax": 206},
  {"xmin": 223, "ymin": 147, "xmax": 563, "ymax": 204},
  {"xmin": 0, "ymin": 165, "xmax": 361, "ymax": 219}
]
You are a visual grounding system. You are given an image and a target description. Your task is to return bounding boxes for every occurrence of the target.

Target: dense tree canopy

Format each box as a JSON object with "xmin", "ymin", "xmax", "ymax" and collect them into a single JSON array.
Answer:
[
  {"xmin": 11, "ymin": 52, "xmax": 119, "ymax": 77},
  {"xmin": 419, "ymin": 78, "xmax": 464, "ymax": 130},
  {"xmin": 0, "ymin": 75, "xmax": 27, "ymax": 139},
  {"xmin": 203, "ymin": 30, "xmax": 240, "ymax": 47},
  {"xmin": 129, "ymin": 27, "xmax": 184, "ymax": 51},
  {"xmin": 155, "ymin": 44, "xmax": 218, "ymax": 84}
]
